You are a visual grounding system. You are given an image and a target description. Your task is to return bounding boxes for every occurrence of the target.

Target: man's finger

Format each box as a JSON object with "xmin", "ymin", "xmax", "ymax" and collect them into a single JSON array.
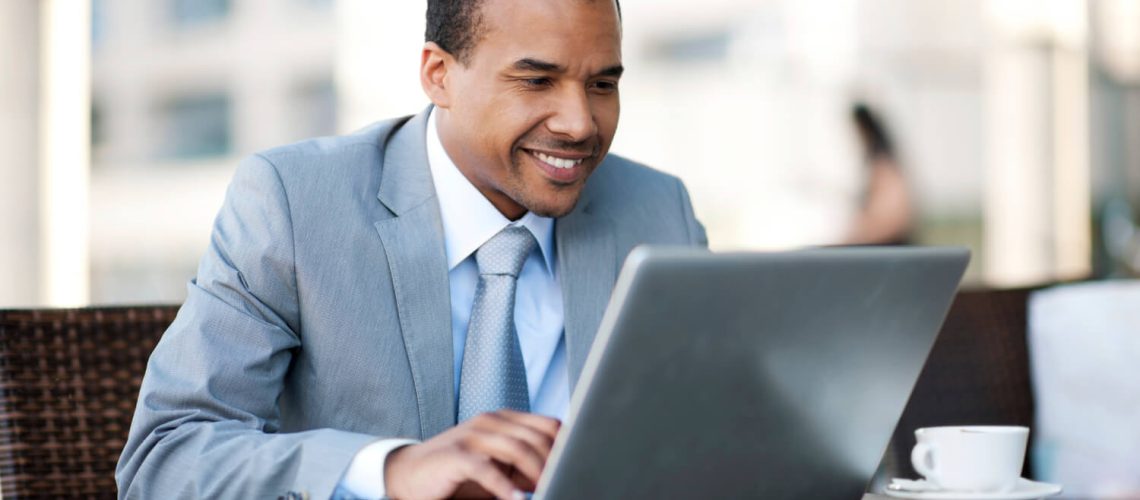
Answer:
[
  {"xmin": 459, "ymin": 452, "xmax": 524, "ymax": 500},
  {"xmin": 489, "ymin": 410, "xmax": 562, "ymax": 438},
  {"xmin": 463, "ymin": 430, "xmax": 545, "ymax": 483},
  {"xmin": 470, "ymin": 414, "xmax": 557, "ymax": 459}
]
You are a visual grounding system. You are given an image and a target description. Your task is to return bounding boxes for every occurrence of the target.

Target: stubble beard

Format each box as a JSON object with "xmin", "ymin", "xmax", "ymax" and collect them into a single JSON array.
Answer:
[{"xmin": 505, "ymin": 151, "xmax": 585, "ymax": 219}]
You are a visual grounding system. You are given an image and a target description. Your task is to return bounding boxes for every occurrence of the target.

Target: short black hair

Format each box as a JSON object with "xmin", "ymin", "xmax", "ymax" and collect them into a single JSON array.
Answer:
[{"xmin": 426, "ymin": 0, "xmax": 621, "ymax": 64}]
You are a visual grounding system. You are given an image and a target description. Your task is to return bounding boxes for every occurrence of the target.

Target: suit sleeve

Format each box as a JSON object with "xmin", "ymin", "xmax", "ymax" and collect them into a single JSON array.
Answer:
[
  {"xmin": 115, "ymin": 154, "xmax": 378, "ymax": 499},
  {"xmin": 676, "ymin": 178, "xmax": 709, "ymax": 248}
]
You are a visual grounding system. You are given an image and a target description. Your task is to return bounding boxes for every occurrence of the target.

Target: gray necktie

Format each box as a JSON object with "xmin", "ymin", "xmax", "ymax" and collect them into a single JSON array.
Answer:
[{"xmin": 457, "ymin": 225, "xmax": 537, "ymax": 422}]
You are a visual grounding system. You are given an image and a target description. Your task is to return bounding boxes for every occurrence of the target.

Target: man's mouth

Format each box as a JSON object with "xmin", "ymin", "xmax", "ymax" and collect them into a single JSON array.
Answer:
[
  {"xmin": 530, "ymin": 150, "xmax": 587, "ymax": 170},
  {"xmin": 522, "ymin": 148, "xmax": 593, "ymax": 184}
]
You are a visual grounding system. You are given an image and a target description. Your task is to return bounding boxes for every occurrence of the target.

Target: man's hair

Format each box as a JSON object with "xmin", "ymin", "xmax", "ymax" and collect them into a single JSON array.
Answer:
[{"xmin": 426, "ymin": 0, "xmax": 621, "ymax": 64}]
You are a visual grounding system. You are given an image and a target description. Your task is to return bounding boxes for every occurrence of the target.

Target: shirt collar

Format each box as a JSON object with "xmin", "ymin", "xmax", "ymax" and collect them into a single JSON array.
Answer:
[{"xmin": 426, "ymin": 107, "xmax": 556, "ymax": 274}]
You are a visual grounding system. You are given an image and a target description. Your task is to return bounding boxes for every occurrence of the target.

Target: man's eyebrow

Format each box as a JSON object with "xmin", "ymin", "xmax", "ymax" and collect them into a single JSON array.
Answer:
[
  {"xmin": 510, "ymin": 59, "xmax": 625, "ymax": 78},
  {"xmin": 513, "ymin": 58, "xmax": 564, "ymax": 73},
  {"xmin": 597, "ymin": 65, "xmax": 624, "ymax": 78}
]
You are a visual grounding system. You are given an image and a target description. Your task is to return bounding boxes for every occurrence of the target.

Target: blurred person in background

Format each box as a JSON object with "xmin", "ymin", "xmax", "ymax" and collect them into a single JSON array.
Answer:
[
  {"xmin": 116, "ymin": 0, "xmax": 706, "ymax": 499},
  {"xmin": 842, "ymin": 103, "xmax": 915, "ymax": 246}
]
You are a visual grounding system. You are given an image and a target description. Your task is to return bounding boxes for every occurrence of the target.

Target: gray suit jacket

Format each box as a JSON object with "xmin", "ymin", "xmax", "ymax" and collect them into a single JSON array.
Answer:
[{"xmin": 116, "ymin": 108, "xmax": 707, "ymax": 499}]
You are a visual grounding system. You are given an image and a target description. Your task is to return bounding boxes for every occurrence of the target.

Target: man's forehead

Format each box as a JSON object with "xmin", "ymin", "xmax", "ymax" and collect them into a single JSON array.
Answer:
[
  {"xmin": 474, "ymin": 0, "xmax": 622, "ymax": 65},
  {"xmin": 481, "ymin": 0, "xmax": 619, "ymax": 16},
  {"xmin": 478, "ymin": 0, "xmax": 621, "ymax": 38}
]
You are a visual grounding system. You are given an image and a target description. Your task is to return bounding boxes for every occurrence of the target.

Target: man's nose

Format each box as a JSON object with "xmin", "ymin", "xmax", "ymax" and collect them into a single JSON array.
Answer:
[{"xmin": 545, "ymin": 87, "xmax": 597, "ymax": 142}]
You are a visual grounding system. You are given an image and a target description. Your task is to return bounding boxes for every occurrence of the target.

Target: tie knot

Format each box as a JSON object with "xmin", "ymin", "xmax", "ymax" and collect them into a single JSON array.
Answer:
[{"xmin": 475, "ymin": 226, "xmax": 538, "ymax": 278}]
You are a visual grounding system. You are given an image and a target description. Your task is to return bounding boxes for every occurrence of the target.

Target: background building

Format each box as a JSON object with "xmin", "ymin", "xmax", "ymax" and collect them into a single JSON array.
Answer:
[
  {"xmin": 89, "ymin": 0, "xmax": 338, "ymax": 302},
  {"xmin": 2, "ymin": 0, "xmax": 1139, "ymax": 307}
]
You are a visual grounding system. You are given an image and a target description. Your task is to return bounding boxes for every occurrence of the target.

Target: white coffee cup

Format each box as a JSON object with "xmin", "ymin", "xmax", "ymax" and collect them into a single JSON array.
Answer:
[{"xmin": 911, "ymin": 425, "xmax": 1029, "ymax": 493}]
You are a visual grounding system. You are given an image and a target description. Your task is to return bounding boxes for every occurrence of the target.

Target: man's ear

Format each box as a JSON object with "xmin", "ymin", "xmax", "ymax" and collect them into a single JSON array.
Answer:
[{"xmin": 421, "ymin": 42, "xmax": 455, "ymax": 109}]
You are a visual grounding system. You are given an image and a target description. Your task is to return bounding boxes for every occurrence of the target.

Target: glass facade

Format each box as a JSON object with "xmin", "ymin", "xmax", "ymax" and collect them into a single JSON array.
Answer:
[
  {"xmin": 171, "ymin": 0, "xmax": 230, "ymax": 28},
  {"xmin": 160, "ymin": 93, "xmax": 232, "ymax": 159}
]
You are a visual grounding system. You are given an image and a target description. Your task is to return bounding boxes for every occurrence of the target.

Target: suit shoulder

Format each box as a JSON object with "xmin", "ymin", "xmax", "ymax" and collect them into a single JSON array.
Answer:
[
  {"xmin": 597, "ymin": 154, "xmax": 680, "ymax": 183},
  {"xmin": 588, "ymin": 153, "xmax": 684, "ymax": 202},
  {"xmin": 585, "ymin": 153, "xmax": 703, "ymax": 245}
]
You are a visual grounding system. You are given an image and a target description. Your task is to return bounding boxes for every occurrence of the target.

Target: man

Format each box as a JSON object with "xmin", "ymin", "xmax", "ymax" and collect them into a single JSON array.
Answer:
[{"xmin": 116, "ymin": 0, "xmax": 706, "ymax": 498}]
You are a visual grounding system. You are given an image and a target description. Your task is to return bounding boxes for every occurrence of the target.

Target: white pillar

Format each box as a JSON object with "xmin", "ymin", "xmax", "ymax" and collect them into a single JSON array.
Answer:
[
  {"xmin": 982, "ymin": 0, "xmax": 1091, "ymax": 286},
  {"xmin": 39, "ymin": 0, "xmax": 92, "ymax": 306},
  {"xmin": 982, "ymin": 43, "xmax": 1053, "ymax": 286},
  {"xmin": 1051, "ymin": 43, "xmax": 1092, "ymax": 281},
  {"xmin": 0, "ymin": 0, "xmax": 42, "ymax": 307}
]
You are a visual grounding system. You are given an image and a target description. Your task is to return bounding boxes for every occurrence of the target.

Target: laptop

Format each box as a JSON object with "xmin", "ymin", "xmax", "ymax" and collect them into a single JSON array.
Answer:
[{"xmin": 533, "ymin": 246, "xmax": 969, "ymax": 499}]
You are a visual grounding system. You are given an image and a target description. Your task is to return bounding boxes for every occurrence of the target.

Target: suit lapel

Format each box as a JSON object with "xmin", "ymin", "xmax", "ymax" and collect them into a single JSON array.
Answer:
[
  {"xmin": 557, "ymin": 202, "xmax": 617, "ymax": 393},
  {"xmin": 373, "ymin": 108, "xmax": 456, "ymax": 439},
  {"xmin": 371, "ymin": 106, "xmax": 619, "ymax": 430}
]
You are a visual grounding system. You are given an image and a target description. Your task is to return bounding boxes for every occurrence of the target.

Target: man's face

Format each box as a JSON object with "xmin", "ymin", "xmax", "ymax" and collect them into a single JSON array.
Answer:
[{"xmin": 432, "ymin": 0, "xmax": 623, "ymax": 219}]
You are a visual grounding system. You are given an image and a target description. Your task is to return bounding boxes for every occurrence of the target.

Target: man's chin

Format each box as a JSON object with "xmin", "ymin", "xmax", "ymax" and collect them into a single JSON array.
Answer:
[{"xmin": 523, "ymin": 194, "xmax": 582, "ymax": 219}]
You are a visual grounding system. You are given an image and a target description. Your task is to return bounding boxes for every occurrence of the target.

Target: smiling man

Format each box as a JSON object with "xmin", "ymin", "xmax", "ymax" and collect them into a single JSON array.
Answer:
[
  {"xmin": 426, "ymin": 0, "xmax": 624, "ymax": 221},
  {"xmin": 117, "ymin": 1, "xmax": 705, "ymax": 499}
]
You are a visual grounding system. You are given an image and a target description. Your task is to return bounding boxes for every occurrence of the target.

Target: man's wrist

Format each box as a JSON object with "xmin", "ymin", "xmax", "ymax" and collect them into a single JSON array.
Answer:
[
  {"xmin": 338, "ymin": 438, "xmax": 419, "ymax": 498},
  {"xmin": 382, "ymin": 442, "xmax": 417, "ymax": 498}
]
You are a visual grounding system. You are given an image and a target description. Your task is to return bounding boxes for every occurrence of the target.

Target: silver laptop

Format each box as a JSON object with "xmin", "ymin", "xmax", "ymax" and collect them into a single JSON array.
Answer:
[{"xmin": 534, "ymin": 246, "xmax": 969, "ymax": 499}]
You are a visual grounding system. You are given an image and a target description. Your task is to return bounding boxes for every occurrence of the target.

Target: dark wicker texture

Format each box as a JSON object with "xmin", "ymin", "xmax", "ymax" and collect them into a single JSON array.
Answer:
[
  {"xmin": 881, "ymin": 288, "xmax": 1037, "ymax": 480},
  {"xmin": 0, "ymin": 306, "xmax": 177, "ymax": 499},
  {"xmin": 0, "ymin": 291, "xmax": 1040, "ymax": 496}
]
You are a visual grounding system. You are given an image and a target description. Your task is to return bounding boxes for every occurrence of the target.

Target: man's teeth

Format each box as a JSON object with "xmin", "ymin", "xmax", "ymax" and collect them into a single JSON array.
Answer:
[{"xmin": 534, "ymin": 151, "xmax": 584, "ymax": 169}]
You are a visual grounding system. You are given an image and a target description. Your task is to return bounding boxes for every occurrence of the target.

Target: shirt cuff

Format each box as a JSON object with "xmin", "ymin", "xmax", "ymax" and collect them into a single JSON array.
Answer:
[{"xmin": 336, "ymin": 438, "xmax": 420, "ymax": 499}]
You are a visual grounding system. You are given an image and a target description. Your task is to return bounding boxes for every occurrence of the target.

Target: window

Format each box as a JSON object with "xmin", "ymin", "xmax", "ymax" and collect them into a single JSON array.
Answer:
[
  {"xmin": 160, "ymin": 93, "xmax": 232, "ymax": 159},
  {"xmin": 91, "ymin": 101, "xmax": 105, "ymax": 147},
  {"xmin": 171, "ymin": 0, "xmax": 230, "ymax": 28},
  {"xmin": 296, "ymin": 0, "xmax": 335, "ymax": 10},
  {"xmin": 291, "ymin": 79, "xmax": 338, "ymax": 140},
  {"xmin": 648, "ymin": 31, "xmax": 732, "ymax": 63},
  {"xmin": 92, "ymin": 0, "xmax": 106, "ymax": 46}
]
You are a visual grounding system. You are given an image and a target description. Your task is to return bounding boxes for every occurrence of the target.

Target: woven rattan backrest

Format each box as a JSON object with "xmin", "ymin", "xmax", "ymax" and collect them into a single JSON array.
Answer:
[
  {"xmin": 877, "ymin": 288, "xmax": 1037, "ymax": 481},
  {"xmin": 0, "ymin": 306, "xmax": 178, "ymax": 498},
  {"xmin": 0, "ymin": 294, "xmax": 1037, "ymax": 495}
]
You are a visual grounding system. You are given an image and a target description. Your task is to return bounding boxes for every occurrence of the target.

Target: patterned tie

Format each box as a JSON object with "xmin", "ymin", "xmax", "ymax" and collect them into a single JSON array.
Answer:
[{"xmin": 457, "ymin": 225, "xmax": 537, "ymax": 422}]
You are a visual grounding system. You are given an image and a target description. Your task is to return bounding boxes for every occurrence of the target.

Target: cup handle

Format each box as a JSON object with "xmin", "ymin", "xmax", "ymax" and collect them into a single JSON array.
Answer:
[{"xmin": 911, "ymin": 442, "xmax": 940, "ymax": 484}]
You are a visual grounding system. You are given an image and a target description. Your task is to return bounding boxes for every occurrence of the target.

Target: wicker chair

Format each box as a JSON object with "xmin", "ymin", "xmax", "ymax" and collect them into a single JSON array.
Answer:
[
  {"xmin": 0, "ymin": 306, "xmax": 178, "ymax": 498},
  {"xmin": 877, "ymin": 288, "xmax": 1038, "ymax": 482},
  {"xmin": 0, "ymin": 292, "xmax": 1040, "ymax": 496}
]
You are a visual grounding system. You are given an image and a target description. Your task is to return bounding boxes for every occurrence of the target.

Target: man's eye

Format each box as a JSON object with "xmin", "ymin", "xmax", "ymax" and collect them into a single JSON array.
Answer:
[
  {"xmin": 522, "ymin": 77, "xmax": 552, "ymax": 88},
  {"xmin": 591, "ymin": 80, "xmax": 618, "ymax": 93}
]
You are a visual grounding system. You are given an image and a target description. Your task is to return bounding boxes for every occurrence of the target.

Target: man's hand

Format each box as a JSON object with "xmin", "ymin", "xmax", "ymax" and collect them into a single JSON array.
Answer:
[{"xmin": 384, "ymin": 410, "xmax": 561, "ymax": 500}]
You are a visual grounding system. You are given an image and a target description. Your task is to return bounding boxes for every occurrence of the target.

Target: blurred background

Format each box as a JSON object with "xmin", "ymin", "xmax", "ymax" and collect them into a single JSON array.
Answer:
[
  {"xmin": 2, "ymin": 1, "xmax": 1139, "ymax": 496},
  {"xmin": 1, "ymin": 0, "xmax": 1139, "ymax": 306}
]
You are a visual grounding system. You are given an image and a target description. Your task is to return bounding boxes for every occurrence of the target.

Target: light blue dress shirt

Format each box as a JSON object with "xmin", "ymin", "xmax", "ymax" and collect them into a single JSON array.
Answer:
[{"xmin": 337, "ymin": 109, "xmax": 569, "ymax": 497}]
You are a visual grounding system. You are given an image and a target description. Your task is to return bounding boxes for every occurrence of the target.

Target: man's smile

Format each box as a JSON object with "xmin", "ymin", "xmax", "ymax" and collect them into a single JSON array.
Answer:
[
  {"xmin": 522, "ymin": 148, "xmax": 593, "ymax": 184},
  {"xmin": 532, "ymin": 150, "xmax": 586, "ymax": 169}
]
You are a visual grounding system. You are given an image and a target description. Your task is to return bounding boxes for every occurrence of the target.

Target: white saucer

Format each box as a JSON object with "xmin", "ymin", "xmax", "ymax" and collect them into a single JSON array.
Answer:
[{"xmin": 884, "ymin": 478, "xmax": 1063, "ymax": 500}]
